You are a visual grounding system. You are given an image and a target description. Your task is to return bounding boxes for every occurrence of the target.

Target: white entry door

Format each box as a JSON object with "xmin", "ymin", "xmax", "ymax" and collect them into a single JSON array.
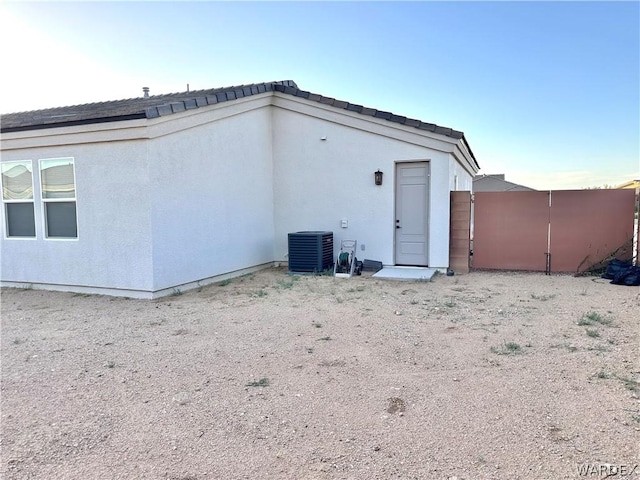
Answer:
[{"xmin": 395, "ymin": 162, "xmax": 429, "ymax": 266}]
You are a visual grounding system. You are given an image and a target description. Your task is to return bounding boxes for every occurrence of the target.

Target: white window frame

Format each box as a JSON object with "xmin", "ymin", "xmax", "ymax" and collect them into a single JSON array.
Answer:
[
  {"xmin": 1, "ymin": 160, "xmax": 37, "ymax": 239},
  {"xmin": 39, "ymin": 157, "xmax": 79, "ymax": 240}
]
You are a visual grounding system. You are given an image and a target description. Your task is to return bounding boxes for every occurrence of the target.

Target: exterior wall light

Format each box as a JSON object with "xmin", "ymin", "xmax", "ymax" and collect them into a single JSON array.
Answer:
[{"xmin": 374, "ymin": 170, "xmax": 383, "ymax": 186}]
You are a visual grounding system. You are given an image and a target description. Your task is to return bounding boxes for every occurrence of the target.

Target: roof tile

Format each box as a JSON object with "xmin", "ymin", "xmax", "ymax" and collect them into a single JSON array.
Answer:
[
  {"xmin": 434, "ymin": 126, "xmax": 452, "ymax": 136},
  {"xmin": 170, "ymin": 102, "xmax": 186, "ymax": 113},
  {"xmin": 146, "ymin": 107, "xmax": 160, "ymax": 119},
  {"xmin": 184, "ymin": 99, "xmax": 198, "ymax": 110},
  {"xmin": 374, "ymin": 111, "xmax": 392, "ymax": 120},
  {"xmin": 157, "ymin": 105, "xmax": 173, "ymax": 116},
  {"xmin": 418, "ymin": 122, "xmax": 436, "ymax": 132}
]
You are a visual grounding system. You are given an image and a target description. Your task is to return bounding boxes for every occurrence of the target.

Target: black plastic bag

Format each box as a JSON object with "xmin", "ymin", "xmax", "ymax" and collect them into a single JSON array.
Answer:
[
  {"xmin": 611, "ymin": 265, "xmax": 640, "ymax": 286},
  {"xmin": 602, "ymin": 259, "xmax": 633, "ymax": 280}
]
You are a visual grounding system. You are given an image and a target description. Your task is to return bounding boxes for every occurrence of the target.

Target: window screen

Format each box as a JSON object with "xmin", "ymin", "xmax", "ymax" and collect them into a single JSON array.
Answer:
[
  {"xmin": 6, "ymin": 203, "xmax": 36, "ymax": 237},
  {"xmin": 44, "ymin": 202, "xmax": 77, "ymax": 238}
]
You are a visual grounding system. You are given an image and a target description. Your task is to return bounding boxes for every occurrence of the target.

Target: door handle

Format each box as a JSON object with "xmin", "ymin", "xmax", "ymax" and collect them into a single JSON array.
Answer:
[{"xmin": 396, "ymin": 225, "xmax": 401, "ymax": 229}]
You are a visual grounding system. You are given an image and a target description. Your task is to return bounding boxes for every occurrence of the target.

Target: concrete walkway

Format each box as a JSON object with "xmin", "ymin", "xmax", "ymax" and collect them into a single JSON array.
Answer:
[{"xmin": 372, "ymin": 266, "xmax": 438, "ymax": 281}]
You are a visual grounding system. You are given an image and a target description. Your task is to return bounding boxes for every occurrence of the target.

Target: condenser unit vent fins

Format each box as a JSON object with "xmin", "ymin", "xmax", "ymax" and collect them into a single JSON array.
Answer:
[{"xmin": 288, "ymin": 231, "xmax": 334, "ymax": 273}]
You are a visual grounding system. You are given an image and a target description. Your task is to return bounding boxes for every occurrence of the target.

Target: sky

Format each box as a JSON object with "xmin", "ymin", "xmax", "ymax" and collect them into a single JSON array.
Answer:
[{"xmin": 0, "ymin": 1, "xmax": 638, "ymax": 190}]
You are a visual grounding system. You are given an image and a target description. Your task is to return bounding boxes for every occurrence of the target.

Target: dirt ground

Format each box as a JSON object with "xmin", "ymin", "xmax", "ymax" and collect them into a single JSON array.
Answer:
[{"xmin": 1, "ymin": 268, "xmax": 639, "ymax": 480}]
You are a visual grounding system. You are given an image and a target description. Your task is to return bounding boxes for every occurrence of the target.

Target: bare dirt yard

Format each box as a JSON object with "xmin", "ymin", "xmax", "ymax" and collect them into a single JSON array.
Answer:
[{"xmin": 1, "ymin": 268, "xmax": 639, "ymax": 480}]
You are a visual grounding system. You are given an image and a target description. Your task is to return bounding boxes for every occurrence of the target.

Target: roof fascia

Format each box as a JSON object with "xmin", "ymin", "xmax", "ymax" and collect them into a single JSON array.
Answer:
[
  {"xmin": 2, "ymin": 90, "xmax": 480, "ymax": 174},
  {"xmin": 1, "ymin": 94, "xmax": 272, "ymax": 151},
  {"xmin": 0, "ymin": 118, "xmax": 150, "ymax": 151},
  {"xmin": 1, "ymin": 113, "xmax": 147, "ymax": 134},
  {"xmin": 451, "ymin": 142, "xmax": 479, "ymax": 177}
]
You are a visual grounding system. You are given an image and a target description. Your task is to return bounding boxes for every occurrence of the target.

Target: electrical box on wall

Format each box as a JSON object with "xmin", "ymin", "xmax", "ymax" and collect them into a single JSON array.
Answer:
[{"xmin": 341, "ymin": 219, "xmax": 348, "ymax": 228}]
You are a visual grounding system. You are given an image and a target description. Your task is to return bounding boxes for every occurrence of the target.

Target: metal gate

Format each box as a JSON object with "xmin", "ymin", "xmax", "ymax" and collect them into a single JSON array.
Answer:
[{"xmin": 472, "ymin": 189, "xmax": 637, "ymax": 273}]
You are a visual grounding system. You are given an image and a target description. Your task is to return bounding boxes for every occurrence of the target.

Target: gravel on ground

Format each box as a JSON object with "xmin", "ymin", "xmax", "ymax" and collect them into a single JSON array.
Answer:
[{"xmin": 1, "ymin": 268, "xmax": 639, "ymax": 479}]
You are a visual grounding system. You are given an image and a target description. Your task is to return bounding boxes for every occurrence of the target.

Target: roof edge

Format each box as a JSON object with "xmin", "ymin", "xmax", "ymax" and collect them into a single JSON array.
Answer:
[{"xmin": 1, "ymin": 79, "xmax": 479, "ymax": 167}]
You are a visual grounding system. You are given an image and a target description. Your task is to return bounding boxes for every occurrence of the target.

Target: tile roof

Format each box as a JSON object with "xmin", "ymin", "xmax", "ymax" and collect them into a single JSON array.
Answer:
[
  {"xmin": 1, "ymin": 80, "xmax": 477, "ymax": 166},
  {"xmin": 0, "ymin": 81, "xmax": 297, "ymax": 132}
]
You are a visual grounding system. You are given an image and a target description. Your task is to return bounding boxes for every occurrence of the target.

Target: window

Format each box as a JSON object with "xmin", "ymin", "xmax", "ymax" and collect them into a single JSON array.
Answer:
[
  {"xmin": 40, "ymin": 158, "xmax": 77, "ymax": 238},
  {"xmin": 1, "ymin": 160, "xmax": 36, "ymax": 237}
]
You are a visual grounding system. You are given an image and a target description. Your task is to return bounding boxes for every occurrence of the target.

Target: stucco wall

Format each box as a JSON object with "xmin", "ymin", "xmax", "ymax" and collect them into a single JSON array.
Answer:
[
  {"xmin": 271, "ymin": 106, "xmax": 454, "ymax": 268},
  {"xmin": 148, "ymin": 106, "xmax": 275, "ymax": 290},
  {"xmin": 449, "ymin": 155, "xmax": 473, "ymax": 191},
  {"xmin": 0, "ymin": 141, "xmax": 154, "ymax": 292},
  {"xmin": 1, "ymin": 93, "xmax": 479, "ymax": 296}
]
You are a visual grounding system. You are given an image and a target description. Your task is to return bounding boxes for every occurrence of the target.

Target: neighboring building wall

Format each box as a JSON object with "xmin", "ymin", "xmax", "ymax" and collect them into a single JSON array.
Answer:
[
  {"xmin": 148, "ymin": 105, "xmax": 275, "ymax": 291},
  {"xmin": 271, "ymin": 101, "xmax": 456, "ymax": 268},
  {"xmin": 473, "ymin": 174, "xmax": 534, "ymax": 192},
  {"xmin": 0, "ymin": 139, "xmax": 154, "ymax": 294}
]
